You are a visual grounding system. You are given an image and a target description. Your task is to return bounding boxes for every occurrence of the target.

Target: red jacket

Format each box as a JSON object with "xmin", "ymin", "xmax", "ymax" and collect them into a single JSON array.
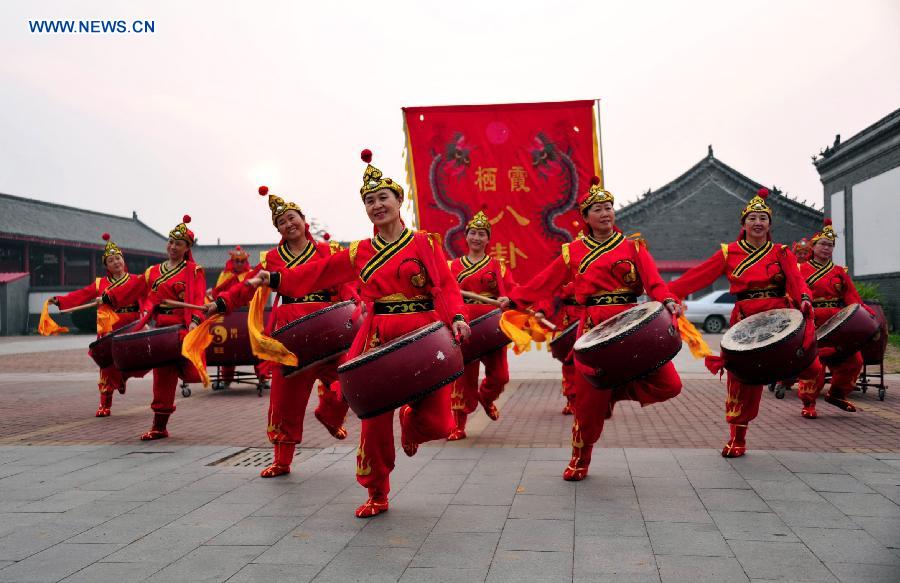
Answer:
[
  {"xmin": 56, "ymin": 274, "xmax": 144, "ymax": 334},
  {"xmin": 448, "ymin": 255, "xmax": 516, "ymax": 320}
]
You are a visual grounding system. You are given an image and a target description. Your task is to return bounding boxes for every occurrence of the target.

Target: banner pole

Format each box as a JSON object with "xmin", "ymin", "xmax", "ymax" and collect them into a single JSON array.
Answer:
[
  {"xmin": 401, "ymin": 110, "xmax": 421, "ymax": 230},
  {"xmin": 594, "ymin": 99, "xmax": 605, "ymax": 188}
]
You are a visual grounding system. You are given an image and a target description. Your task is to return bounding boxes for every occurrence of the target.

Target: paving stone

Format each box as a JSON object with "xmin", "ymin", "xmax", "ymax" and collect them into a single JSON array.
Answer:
[
  {"xmin": 684, "ymin": 468, "xmax": 752, "ymax": 490},
  {"xmin": 101, "ymin": 521, "xmax": 235, "ymax": 564},
  {"xmin": 697, "ymin": 488, "xmax": 771, "ymax": 512},
  {"xmin": 871, "ymin": 483, "xmax": 900, "ymax": 505},
  {"xmin": 486, "ymin": 549, "xmax": 572, "ymax": 583},
  {"xmin": 497, "ymin": 518, "xmax": 572, "ymax": 553},
  {"xmin": 575, "ymin": 501, "xmax": 648, "ymax": 538},
  {"xmin": 728, "ymin": 540, "xmax": 837, "ymax": 582},
  {"xmin": 796, "ymin": 472, "xmax": 876, "ymax": 493},
  {"xmin": 820, "ymin": 491, "xmax": 900, "ymax": 517},
  {"xmin": 58, "ymin": 561, "xmax": 163, "ymax": 583},
  {"xmin": 348, "ymin": 514, "xmax": 438, "ymax": 548},
  {"xmin": 656, "ymin": 555, "xmax": 749, "ymax": 583},
  {"xmin": 313, "ymin": 545, "xmax": 415, "ymax": 582},
  {"xmin": 509, "ymin": 493, "xmax": 574, "ymax": 520},
  {"xmin": 401, "ymin": 472, "xmax": 467, "ymax": 495},
  {"xmin": 69, "ymin": 512, "xmax": 176, "ymax": 544},
  {"xmin": 516, "ymin": 473, "xmax": 579, "ymax": 496},
  {"xmin": 765, "ymin": 499, "xmax": 861, "ymax": 529},
  {"xmin": 636, "ymin": 492, "xmax": 713, "ymax": 524},
  {"xmin": 205, "ymin": 516, "xmax": 305, "ymax": 546},
  {"xmin": 646, "ymin": 521, "xmax": 733, "ymax": 556},
  {"xmin": 709, "ymin": 510, "xmax": 799, "ymax": 542},
  {"xmin": 574, "ymin": 534, "xmax": 657, "ymax": 578},
  {"xmin": 0, "ymin": 522, "xmax": 90, "ymax": 561},
  {"xmin": 388, "ymin": 492, "xmax": 454, "ymax": 518},
  {"xmin": 16, "ymin": 489, "xmax": 110, "ymax": 513},
  {"xmin": 793, "ymin": 526, "xmax": 900, "ymax": 566},
  {"xmin": 433, "ymin": 504, "xmax": 508, "ymax": 533},
  {"xmin": 226, "ymin": 563, "xmax": 320, "ymax": 583},
  {"xmin": 410, "ymin": 532, "xmax": 500, "ymax": 569},
  {"xmin": 0, "ymin": 543, "xmax": 119, "ymax": 583},
  {"xmin": 399, "ymin": 566, "xmax": 490, "ymax": 582},
  {"xmin": 771, "ymin": 451, "xmax": 844, "ymax": 475},
  {"xmin": 850, "ymin": 515, "xmax": 900, "ymax": 549},
  {"xmin": 748, "ymin": 478, "xmax": 826, "ymax": 502},
  {"xmin": 127, "ymin": 490, "xmax": 224, "ymax": 516},
  {"xmin": 823, "ymin": 562, "xmax": 900, "ymax": 583},
  {"xmin": 453, "ymin": 483, "xmax": 517, "ymax": 506},
  {"xmin": 143, "ymin": 544, "xmax": 266, "ymax": 583}
]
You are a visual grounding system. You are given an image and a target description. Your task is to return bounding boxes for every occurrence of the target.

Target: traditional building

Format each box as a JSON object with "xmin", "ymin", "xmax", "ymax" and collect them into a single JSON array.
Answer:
[
  {"xmin": 814, "ymin": 107, "xmax": 900, "ymax": 329},
  {"xmin": 615, "ymin": 147, "xmax": 824, "ymax": 296}
]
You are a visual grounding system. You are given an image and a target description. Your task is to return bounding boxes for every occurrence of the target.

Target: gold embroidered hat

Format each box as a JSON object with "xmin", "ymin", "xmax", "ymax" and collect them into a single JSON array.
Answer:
[
  {"xmin": 169, "ymin": 215, "xmax": 195, "ymax": 245},
  {"xmin": 466, "ymin": 210, "xmax": 491, "ymax": 234},
  {"xmin": 359, "ymin": 149, "xmax": 404, "ymax": 200},
  {"xmin": 810, "ymin": 218, "xmax": 836, "ymax": 244},
  {"xmin": 578, "ymin": 176, "xmax": 614, "ymax": 213},
  {"xmin": 229, "ymin": 245, "xmax": 249, "ymax": 260},
  {"xmin": 741, "ymin": 188, "xmax": 772, "ymax": 220},
  {"xmin": 259, "ymin": 186, "xmax": 304, "ymax": 226},
  {"xmin": 101, "ymin": 233, "xmax": 123, "ymax": 260}
]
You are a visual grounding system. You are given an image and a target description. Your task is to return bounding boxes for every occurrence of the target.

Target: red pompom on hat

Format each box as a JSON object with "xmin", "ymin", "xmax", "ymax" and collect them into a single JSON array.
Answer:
[
  {"xmin": 757, "ymin": 187, "xmax": 769, "ymax": 199},
  {"xmin": 590, "ymin": 175, "xmax": 601, "ymax": 186},
  {"xmin": 323, "ymin": 233, "xmax": 331, "ymax": 241},
  {"xmin": 823, "ymin": 218, "xmax": 832, "ymax": 227},
  {"xmin": 258, "ymin": 185, "xmax": 268, "ymax": 196},
  {"xmin": 102, "ymin": 232, "xmax": 110, "ymax": 241},
  {"xmin": 182, "ymin": 214, "xmax": 191, "ymax": 224},
  {"xmin": 361, "ymin": 149, "xmax": 373, "ymax": 163}
]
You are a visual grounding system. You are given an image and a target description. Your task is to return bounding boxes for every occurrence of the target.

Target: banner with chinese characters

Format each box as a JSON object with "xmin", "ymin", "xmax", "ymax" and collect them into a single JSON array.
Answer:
[{"xmin": 402, "ymin": 100, "xmax": 602, "ymax": 283}]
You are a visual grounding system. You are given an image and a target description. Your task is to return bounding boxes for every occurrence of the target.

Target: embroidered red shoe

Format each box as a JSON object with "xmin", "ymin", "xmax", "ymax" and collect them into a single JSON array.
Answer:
[
  {"xmin": 398, "ymin": 405, "xmax": 418, "ymax": 457},
  {"xmin": 260, "ymin": 463, "xmax": 290, "ymax": 478},
  {"xmin": 721, "ymin": 425, "xmax": 747, "ymax": 458},
  {"xmin": 824, "ymin": 393, "xmax": 857, "ymax": 412},
  {"xmin": 139, "ymin": 429, "xmax": 168, "ymax": 441},
  {"xmin": 314, "ymin": 410, "xmax": 348, "ymax": 440},
  {"xmin": 479, "ymin": 396, "xmax": 500, "ymax": 421},
  {"xmin": 95, "ymin": 407, "xmax": 111, "ymax": 417},
  {"xmin": 801, "ymin": 403, "xmax": 818, "ymax": 419},
  {"xmin": 562, "ymin": 444, "xmax": 592, "ymax": 481},
  {"xmin": 354, "ymin": 497, "xmax": 389, "ymax": 518},
  {"xmin": 117, "ymin": 385, "xmax": 126, "ymax": 395},
  {"xmin": 561, "ymin": 402, "xmax": 574, "ymax": 415},
  {"xmin": 447, "ymin": 428, "xmax": 467, "ymax": 441}
]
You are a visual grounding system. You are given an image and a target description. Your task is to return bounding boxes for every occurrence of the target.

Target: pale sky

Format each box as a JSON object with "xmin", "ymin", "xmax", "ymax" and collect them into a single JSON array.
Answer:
[{"xmin": 2, "ymin": 0, "xmax": 899, "ymax": 245}]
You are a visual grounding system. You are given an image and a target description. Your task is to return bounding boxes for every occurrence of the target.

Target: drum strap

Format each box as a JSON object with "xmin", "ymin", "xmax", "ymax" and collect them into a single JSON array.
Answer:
[
  {"xmin": 584, "ymin": 293, "xmax": 638, "ymax": 306},
  {"xmin": 812, "ymin": 299, "xmax": 843, "ymax": 308},
  {"xmin": 735, "ymin": 287, "xmax": 785, "ymax": 301},
  {"xmin": 374, "ymin": 298, "xmax": 435, "ymax": 315}
]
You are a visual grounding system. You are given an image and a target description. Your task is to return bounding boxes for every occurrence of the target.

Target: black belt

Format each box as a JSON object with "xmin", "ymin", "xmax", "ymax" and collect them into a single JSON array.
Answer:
[
  {"xmin": 585, "ymin": 293, "xmax": 638, "ymax": 306},
  {"xmin": 562, "ymin": 298, "xmax": 580, "ymax": 306},
  {"xmin": 156, "ymin": 306, "xmax": 175, "ymax": 315},
  {"xmin": 736, "ymin": 288, "xmax": 785, "ymax": 301},
  {"xmin": 813, "ymin": 299, "xmax": 843, "ymax": 308},
  {"xmin": 374, "ymin": 298, "xmax": 435, "ymax": 315},
  {"xmin": 115, "ymin": 305, "xmax": 139, "ymax": 314},
  {"xmin": 281, "ymin": 291, "xmax": 333, "ymax": 304},
  {"xmin": 464, "ymin": 295, "xmax": 496, "ymax": 304}
]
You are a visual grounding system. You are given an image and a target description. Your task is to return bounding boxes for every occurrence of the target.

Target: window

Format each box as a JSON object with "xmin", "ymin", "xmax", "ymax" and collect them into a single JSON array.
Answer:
[
  {"xmin": 29, "ymin": 244, "xmax": 61, "ymax": 287},
  {"xmin": 715, "ymin": 293, "xmax": 736, "ymax": 304},
  {"xmin": 0, "ymin": 241, "xmax": 24, "ymax": 272},
  {"xmin": 64, "ymin": 248, "xmax": 92, "ymax": 286}
]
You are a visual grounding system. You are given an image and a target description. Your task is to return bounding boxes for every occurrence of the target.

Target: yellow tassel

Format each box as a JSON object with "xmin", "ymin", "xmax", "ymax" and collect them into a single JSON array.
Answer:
[
  {"xmin": 248, "ymin": 287, "xmax": 298, "ymax": 366},
  {"xmin": 499, "ymin": 310, "xmax": 550, "ymax": 355},
  {"xmin": 677, "ymin": 314, "xmax": 712, "ymax": 359},
  {"xmin": 38, "ymin": 300, "xmax": 69, "ymax": 336},
  {"xmin": 95, "ymin": 304, "xmax": 120, "ymax": 336},
  {"xmin": 181, "ymin": 315, "xmax": 222, "ymax": 387}
]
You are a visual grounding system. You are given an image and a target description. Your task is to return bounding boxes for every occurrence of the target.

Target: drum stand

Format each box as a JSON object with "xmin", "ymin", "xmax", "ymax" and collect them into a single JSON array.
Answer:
[
  {"xmin": 180, "ymin": 367, "xmax": 271, "ymax": 398},
  {"xmin": 856, "ymin": 360, "xmax": 887, "ymax": 401}
]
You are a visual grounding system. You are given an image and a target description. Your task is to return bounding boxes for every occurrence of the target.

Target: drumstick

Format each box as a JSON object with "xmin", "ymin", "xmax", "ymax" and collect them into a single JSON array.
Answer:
[
  {"xmin": 458, "ymin": 291, "xmax": 557, "ymax": 331},
  {"xmin": 58, "ymin": 300, "xmax": 101, "ymax": 314},
  {"xmin": 160, "ymin": 300, "xmax": 206, "ymax": 311}
]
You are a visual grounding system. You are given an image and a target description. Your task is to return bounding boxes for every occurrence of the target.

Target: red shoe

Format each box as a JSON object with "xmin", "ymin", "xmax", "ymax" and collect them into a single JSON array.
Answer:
[
  {"xmin": 447, "ymin": 428, "xmax": 467, "ymax": 441},
  {"xmin": 479, "ymin": 395, "xmax": 500, "ymax": 421},
  {"xmin": 117, "ymin": 386, "xmax": 126, "ymax": 395},
  {"xmin": 824, "ymin": 393, "xmax": 857, "ymax": 412},
  {"xmin": 355, "ymin": 497, "xmax": 389, "ymax": 518},
  {"xmin": 139, "ymin": 429, "xmax": 168, "ymax": 441},
  {"xmin": 399, "ymin": 405, "xmax": 418, "ymax": 457},
  {"xmin": 314, "ymin": 410, "xmax": 348, "ymax": 440},
  {"xmin": 801, "ymin": 403, "xmax": 818, "ymax": 419},
  {"xmin": 561, "ymin": 402, "xmax": 574, "ymax": 415},
  {"xmin": 562, "ymin": 444, "xmax": 592, "ymax": 481},
  {"xmin": 721, "ymin": 425, "xmax": 747, "ymax": 458},
  {"xmin": 95, "ymin": 407, "xmax": 111, "ymax": 417},
  {"xmin": 260, "ymin": 463, "xmax": 290, "ymax": 478}
]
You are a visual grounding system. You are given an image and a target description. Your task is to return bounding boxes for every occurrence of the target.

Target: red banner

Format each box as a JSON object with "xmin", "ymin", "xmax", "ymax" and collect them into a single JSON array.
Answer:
[{"xmin": 403, "ymin": 100, "xmax": 601, "ymax": 283}]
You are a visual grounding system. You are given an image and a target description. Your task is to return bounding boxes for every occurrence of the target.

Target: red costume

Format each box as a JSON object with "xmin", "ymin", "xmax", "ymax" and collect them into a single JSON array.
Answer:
[
  {"xmin": 53, "ymin": 234, "xmax": 144, "ymax": 417},
  {"xmin": 209, "ymin": 246, "xmax": 260, "ymax": 386},
  {"xmin": 510, "ymin": 178, "xmax": 682, "ymax": 481},
  {"xmin": 796, "ymin": 220, "xmax": 865, "ymax": 412},
  {"xmin": 267, "ymin": 149, "xmax": 466, "ymax": 517},
  {"xmin": 537, "ymin": 279, "xmax": 582, "ymax": 414},
  {"xmin": 447, "ymin": 211, "xmax": 516, "ymax": 440},
  {"xmin": 669, "ymin": 188, "xmax": 821, "ymax": 455},
  {"xmin": 104, "ymin": 216, "xmax": 206, "ymax": 440},
  {"xmin": 213, "ymin": 189, "xmax": 351, "ymax": 477}
]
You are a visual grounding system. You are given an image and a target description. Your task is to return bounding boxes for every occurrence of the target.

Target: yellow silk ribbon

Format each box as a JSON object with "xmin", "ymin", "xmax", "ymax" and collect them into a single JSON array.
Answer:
[
  {"xmin": 38, "ymin": 300, "xmax": 69, "ymax": 336},
  {"xmin": 499, "ymin": 310, "xmax": 549, "ymax": 355},
  {"xmin": 95, "ymin": 304, "xmax": 120, "ymax": 336},
  {"xmin": 677, "ymin": 314, "xmax": 713, "ymax": 359},
  {"xmin": 248, "ymin": 286, "xmax": 298, "ymax": 366},
  {"xmin": 181, "ymin": 314, "xmax": 222, "ymax": 387}
]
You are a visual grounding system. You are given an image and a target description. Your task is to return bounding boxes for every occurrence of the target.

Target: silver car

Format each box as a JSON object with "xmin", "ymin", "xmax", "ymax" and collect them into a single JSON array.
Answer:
[{"xmin": 683, "ymin": 289, "xmax": 736, "ymax": 333}]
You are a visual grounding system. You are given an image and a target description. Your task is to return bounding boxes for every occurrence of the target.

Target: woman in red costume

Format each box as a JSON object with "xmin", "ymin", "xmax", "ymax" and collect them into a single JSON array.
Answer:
[
  {"xmin": 669, "ymin": 188, "xmax": 820, "ymax": 455},
  {"xmin": 49, "ymin": 233, "xmax": 145, "ymax": 417},
  {"xmin": 250, "ymin": 150, "xmax": 470, "ymax": 517},
  {"xmin": 447, "ymin": 210, "xmax": 515, "ymax": 440},
  {"xmin": 509, "ymin": 177, "xmax": 683, "ymax": 481},
  {"xmin": 103, "ymin": 215, "xmax": 206, "ymax": 440},
  {"xmin": 795, "ymin": 219, "xmax": 867, "ymax": 414},
  {"xmin": 535, "ymin": 281, "xmax": 581, "ymax": 415},
  {"xmin": 203, "ymin": 189, "xmax": 352, "ymax": 478},
  {"xmin": 208, "ymin": 245, "xmax": 258, "ymax": 387}
]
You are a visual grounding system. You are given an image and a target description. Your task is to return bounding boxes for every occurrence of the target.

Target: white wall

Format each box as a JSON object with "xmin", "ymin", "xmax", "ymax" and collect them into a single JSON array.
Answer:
[
  {"xmin": 852, "ymin": 166, "xmax": 900, "ymax": 276},
  {"xmin": 830, "ymin": 190, "xmax": 846, "ymax": 265},
  {"xmin": 28, "ymin": 291, "xmax": 58, "ymax": 314}
]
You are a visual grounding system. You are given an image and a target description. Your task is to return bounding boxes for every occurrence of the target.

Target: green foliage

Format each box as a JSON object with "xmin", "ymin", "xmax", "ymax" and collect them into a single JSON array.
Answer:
[
  {"xmin": 890, "ymin": 334, "xmax": 900, "ymax": 348},
  {"xmin": 855, "ymin": 282, "xmax": 883, "ymax": 302}
]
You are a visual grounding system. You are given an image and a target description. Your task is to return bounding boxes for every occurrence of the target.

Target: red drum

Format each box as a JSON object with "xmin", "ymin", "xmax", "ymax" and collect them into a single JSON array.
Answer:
[
  {"xmin": 88, "ymin": 321, "xmax": 141, "ymax": 368},
  {"xmin": 573, "ymin": 302, "xmax": 682, "ymax": 388},
  {"xmin": 338, "ymin": 322, "xmax": 464, "ymax": 419},
  {"xmin": 861, "ymin": 302, "xmax": 888, "ymax": 365},
  {"xmin": 112, "ymin": 325, "xmax": 183, "ymax": 371},
  {"xmin": 206, "ymin": 308, "xmax": 269, "ymax": 367},
  {"xmin": 549, "ymin": 322, "xmax": 578, "ymax": 363},
  {"xmin": 816, "ymin": 303, "xmax": 881, "ymax": 363},
  {"xmin": 271, "ymin": 301, "xmax": 361, "ymax": 375},
  {"xmin": 461, "ymin": 309, "xmax": 509, "ymax": 363},
  {"xmin": 720, "ymin": 308, "xmax": 815, "ymax": 384}
]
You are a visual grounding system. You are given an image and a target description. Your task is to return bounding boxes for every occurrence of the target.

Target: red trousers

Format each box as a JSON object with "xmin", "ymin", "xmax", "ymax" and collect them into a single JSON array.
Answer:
[
  {"xmin": 561, "ymin": 361, "xmax": 576, "ymax": 401},
  {"xmin": 266, "ymin": 363, "xmax": 348, "ymax": 445},
  {"xmin": 98, "ymin": 366, "xmax": 124, "ymax": 395},
  {"xmin": 451, "ymin": 347, "xmax": 509, "ymax": 414},
  {"xmin": 798, "ymin": 350, "xmax": 863, "ymax": 402},
  {"xmin": 355, "ymin": 312, "xmax": 454, "ymax": 498}
]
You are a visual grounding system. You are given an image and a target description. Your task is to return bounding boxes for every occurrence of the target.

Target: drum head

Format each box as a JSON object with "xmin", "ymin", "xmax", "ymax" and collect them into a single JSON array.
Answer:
[
  {"xmin": 338, "ymin": 321, "xmax": 445, "ymax": 372},
  {"xmin": 816, "ymin": 303, "xmax": 858, "ymax": 341},
  {"xmin": 721, "ymin": 308, "xmax": 802, "ymax": 352},
  {"xmin": 549, "ymin": 322, "xmax": 578, "ymax": 346},
  {"xmin": 469, "ymin": 309, "xmax": 502, "ymax": 327},
  {"xmin": 573, "ymin": 302, "xmax": 663, "ymax": 350}
]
